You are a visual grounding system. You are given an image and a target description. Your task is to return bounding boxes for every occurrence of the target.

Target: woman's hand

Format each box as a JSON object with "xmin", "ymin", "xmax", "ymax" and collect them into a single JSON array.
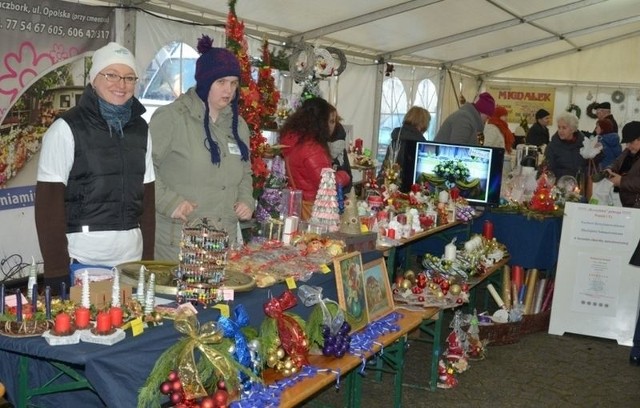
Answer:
[
  {"xmin": 171, "ymin": 200, "xmax": 198, "ymax": 222},
  {"xmin": 234, "ymin": 202, "xmax": 253, "ymax": 220}
]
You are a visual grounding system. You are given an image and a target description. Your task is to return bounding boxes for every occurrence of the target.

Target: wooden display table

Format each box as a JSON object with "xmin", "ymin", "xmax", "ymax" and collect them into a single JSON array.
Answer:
[{"xmin": 264, "ymin": 308, "xmax": 438, "ymax": 407}]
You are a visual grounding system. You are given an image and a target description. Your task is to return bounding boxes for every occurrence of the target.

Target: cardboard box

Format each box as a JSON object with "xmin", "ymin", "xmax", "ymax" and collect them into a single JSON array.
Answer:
[{"xmin": 323, "ymin": 231, "xmax": 378, "ymax": 253}]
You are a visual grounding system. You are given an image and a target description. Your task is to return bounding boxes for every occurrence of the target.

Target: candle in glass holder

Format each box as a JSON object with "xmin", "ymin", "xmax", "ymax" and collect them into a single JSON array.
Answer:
[
  {"xmin": 45, "ymin": 286, "xmax": 52, "ymax": 320},
  {"xmin": 96, "ymin": 311, "xmax": 111, "ymax": 334},
  {"xmin": 109, "ymin": 306, "xmax": 123, "ymax": 328},
  {"xmin": 16, "ymin": 289, "xmax": 23, "ymax": 323},
  {"xmin": 55, "ymin": 312, "xmax": 71, "ymax": 334},
  {"xmin": 0, "ymin": 284, "xmax": 5, "ymax": 315},
  {"xmin": 75, "ymin": 306, "xmax": 90, "ymax": 329}
]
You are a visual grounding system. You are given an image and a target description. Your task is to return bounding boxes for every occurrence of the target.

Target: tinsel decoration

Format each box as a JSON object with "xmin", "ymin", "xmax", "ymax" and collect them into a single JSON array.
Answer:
[
  {"xmin": 137, "ymin": 309, "xmax": 259, "ymax": 407},
  {"xmin": 262, "ymin": 291, "xmax": 310, "ymax": 369},
  {"xmin": 258, "ymin": 38, "xmax": 281, "ymax": 130}
]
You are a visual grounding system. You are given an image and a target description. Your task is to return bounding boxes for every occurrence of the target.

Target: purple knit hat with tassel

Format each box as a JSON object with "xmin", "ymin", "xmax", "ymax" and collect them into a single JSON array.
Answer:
[{"xmin": 195, "ymin": 35, "xmax": 249, "ymax": 164}]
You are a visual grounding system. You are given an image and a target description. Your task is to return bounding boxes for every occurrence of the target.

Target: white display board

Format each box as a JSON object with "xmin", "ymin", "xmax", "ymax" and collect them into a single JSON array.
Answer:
[{"xmin": 549, "ymin": 202, "xmax": 640, "ymax": 346}]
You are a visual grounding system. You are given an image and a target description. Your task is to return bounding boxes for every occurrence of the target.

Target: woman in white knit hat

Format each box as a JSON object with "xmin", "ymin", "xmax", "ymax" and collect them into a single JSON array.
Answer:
[{"xmin": 35, "ymin": 42, "xmax": 156, "ymax": 294}]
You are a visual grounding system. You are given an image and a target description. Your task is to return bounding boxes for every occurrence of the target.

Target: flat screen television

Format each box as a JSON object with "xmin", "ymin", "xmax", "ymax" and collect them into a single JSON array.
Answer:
[{"xmin": 412, "ymin": 141, "xmax": 505, "ymax": 207}]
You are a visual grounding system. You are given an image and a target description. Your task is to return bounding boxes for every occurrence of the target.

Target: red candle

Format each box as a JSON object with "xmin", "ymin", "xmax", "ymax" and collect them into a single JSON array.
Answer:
[
  {"xmin": 75, "ymin": 307, "xmax": 90, "ymax": 329},
  {"xmin": 109, "ymin": 306, "xmax": 123, "ymax": 328},
  {"xmin": 55, "ymin": 312, "xmax": 71, "ymax": 334},
  {"xmin": 482, "ymin": 220, "xmax": 494, "ymax": 240},
  {"xmin": 96, "ymin": 312, "xmax": 111, "ymax": 334},
  {"xmin": 387, "ymin": 228, "xmax": 396, "ymax": 239}
]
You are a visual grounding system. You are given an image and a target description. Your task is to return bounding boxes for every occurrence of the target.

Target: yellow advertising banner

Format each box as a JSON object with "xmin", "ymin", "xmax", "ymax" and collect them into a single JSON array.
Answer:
[{"xmin": 486, "ymin": 85, "xmax": 555, "ymax": 125}]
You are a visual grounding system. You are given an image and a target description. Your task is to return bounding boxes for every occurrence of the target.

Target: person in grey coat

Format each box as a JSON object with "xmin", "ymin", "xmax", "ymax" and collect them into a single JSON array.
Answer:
[
  {"xmin": 150, "ymin": 36, "xmax": 254, "ymax": 260},
  {"xmin": 435, "ymin": 92, "xmax": 495, "ymax": 146}
]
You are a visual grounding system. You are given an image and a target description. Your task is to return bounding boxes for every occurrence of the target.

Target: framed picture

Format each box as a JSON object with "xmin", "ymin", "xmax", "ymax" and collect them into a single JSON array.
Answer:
[
  {"xmin": 333, "ymin": 252, "xmax": 369, "ymax": 332},
  {"xmin": 362, "ymin": 258, "xmax": 395, "ymax": 321}
]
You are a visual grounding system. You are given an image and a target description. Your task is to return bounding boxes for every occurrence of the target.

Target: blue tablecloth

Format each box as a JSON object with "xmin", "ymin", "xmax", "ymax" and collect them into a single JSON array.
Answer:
[
  {"xmin": 471, "ymin": 210, "xmax": 564, "ymax": 272},
  {"xmin": 0, "ymin": 251, "xmax": 381, "ymax": 408}
]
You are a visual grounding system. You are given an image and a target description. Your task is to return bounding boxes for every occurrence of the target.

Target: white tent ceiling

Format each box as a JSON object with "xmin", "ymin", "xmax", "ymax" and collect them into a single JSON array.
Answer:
[{"xmin": 99, "ymin": 0, "xmax": 640, "ymax": 84}]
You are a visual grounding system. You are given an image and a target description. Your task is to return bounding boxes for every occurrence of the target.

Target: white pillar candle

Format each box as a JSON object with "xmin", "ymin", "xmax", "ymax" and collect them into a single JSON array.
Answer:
[{"xmin": 444, "ymin": 242, "xmax": 457, "ymax": 261}]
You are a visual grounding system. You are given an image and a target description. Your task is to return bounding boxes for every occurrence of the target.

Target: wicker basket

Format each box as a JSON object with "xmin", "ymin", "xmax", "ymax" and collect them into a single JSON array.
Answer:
[
  {"xmin": 519, "ymin": 310, "xmax": 551, "ymax": 336},
  {"xmin": 476, "ymin": 321, "xmax": 522, "ymax": 346}
]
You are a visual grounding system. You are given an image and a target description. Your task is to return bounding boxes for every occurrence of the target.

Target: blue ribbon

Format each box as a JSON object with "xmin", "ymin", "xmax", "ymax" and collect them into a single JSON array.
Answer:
[{"xmin": 218, "ymin": 305, "xmax": 253, "ymax": 382}]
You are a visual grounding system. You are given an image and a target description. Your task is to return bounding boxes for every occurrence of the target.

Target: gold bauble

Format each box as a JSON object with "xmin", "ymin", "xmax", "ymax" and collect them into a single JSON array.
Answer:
[
  {"xmin": 283, "ymin": 359, "xmax": 294, "ymax": 370},
  {"xmin": 266, "ymin": 354, "xmax": 278, "ymax": 367},
  {"xmin": 436, "ymin": 291, "xmax": 444, "ymax": 299},
  {"xmin": 400, "ymin": 279, "xmax": 413, "ymax": 290},
  {"xmin": 404, "ymin": 270, "xmax": 416, "ymax": 282},
  {"xmin": 449, "ymin": 284, "xmax": 462, "ymax": 296},
  {"xmin": 276, "ymin": 348, "xmax": 286, "ymax": 359},
  {"xmin": 273, "ymin": 337, "xmax": 281, "ymax": 347},
  {"xmin": 282, "ymin": 368, "xmax": 292, "ymax": 377}
]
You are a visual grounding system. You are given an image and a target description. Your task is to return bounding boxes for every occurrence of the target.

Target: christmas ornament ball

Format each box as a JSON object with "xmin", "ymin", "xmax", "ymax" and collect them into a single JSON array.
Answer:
[
  {"xmin": 214, "ymin": 389, "xmax": 229, "ymax": 405},
  {"xmin": 200, "ymin": 396, "xmax": 216, "ymax": 408},
  {"xmin": 172, "ymin": 379, "xmax": 183, "ymax": 392},
  {"xmin": 167, "ymin": 370, "xmax": 179, "ymax": 382},
  {"xmin": 217, "ymin": 379, "xmax": 227, "ymax": 390},
  {"xmin": 170, "ymin": 391, "xmax": 183, "ymax": 404},
  {"xmin": 400, "ymin": 278, "xmax": 412, "ymax": 290},
  {"xmin": 449, "ymin": 284, "xmax": 462, "ymax": 296},
  {"xmin": 404, "ymin": 270, "xmax": 416, "ymax": 282},
  {"xmin": 159, "ymin": 381, "xmax": 172, "ymax": 395}
]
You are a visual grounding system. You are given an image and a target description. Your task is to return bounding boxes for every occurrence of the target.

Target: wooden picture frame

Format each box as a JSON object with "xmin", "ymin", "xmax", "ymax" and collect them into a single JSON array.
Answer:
[
  {"xmin": 362, "ymin": 258, "xmax": 395, "ymax": 321},
  {"xmin": 333, "ymin": 252, "xmax": 369, "ymax": 332}
]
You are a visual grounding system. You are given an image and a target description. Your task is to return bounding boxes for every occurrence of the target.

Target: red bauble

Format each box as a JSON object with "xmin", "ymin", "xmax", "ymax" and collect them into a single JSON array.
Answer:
[
  {"xmin": 214, "ymin": 389, "xmax": 229, "ymax": 406},
  {"xmin": 167, "ymin": 371, "xmax": 179, "ymax": 382},
  {"xmin": 172, "ymin": 379, "xmax": 183, "ymax": 392},
  {"xmin": 170, "ymin": 392, "xmax": 184, "ymax": 404},
  {"xmin": 216, "ymin": 379, "xmax": 227, "ymax": 391},
  {"xmin": 159, "ymin": 381, "xmax": 172, "ymax": 395},
  {"xmin": 200, "ymin": 397, "xmax": 215, "ymax": 408}
]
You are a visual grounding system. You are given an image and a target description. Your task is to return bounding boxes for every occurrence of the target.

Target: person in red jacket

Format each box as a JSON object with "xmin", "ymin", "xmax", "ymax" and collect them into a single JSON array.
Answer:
[{"xmin": 280, "ymin": 97, "xmax": 351, "ymax": 220}]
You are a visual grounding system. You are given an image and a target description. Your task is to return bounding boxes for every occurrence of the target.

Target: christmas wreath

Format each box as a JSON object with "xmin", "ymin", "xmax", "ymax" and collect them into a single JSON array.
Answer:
[
  {"xmin": 612, "ymin": 90, "xmax": 625, "ymax": 104},
  {"xmin": 586, "ymin": 102, "xmax": 599, "ymax": 119},
  {"xmin": 566, "ymin": 103, "xmax": 581, "ymax": 118}
]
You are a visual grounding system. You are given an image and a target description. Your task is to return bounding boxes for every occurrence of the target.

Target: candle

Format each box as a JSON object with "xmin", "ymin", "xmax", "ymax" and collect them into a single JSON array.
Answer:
[
  {"xmin": 75, "ymin": 306, "xmax": 90, "ymax": 329},
  {"xmin": 387, "ymin": 228, "xmax": 396, "ymax": 239},
  {"xmin": 16, "ymin": 289, "xmax": 23, "ymax": 323},
  {"xmin": 96, "ymin": 311, "xmax": 111, "ymax": 334},
  {"xmin": 444, "ymin": 242, "xmax": 457, "ymax": 261},
  {"xmin": 0, "ymin": 284, "xmax": 5, "ymax": 315},
  {"xmin": 31, "ymin": 283, "xmax": 38, "ymax": 311},
  {"xmin": 55, "ymin": 312, "xmax": 71, "ymax": 334},
  {"xmin": 438, "ymin": 190, "xmax": 449, "ymax": 203},
  {"xmin": 482, "ymin": 220, "xmax": 494, "ymax": 240},
  {"xmin": 487, "ymin": 283, "xmax": 505, "ymax": 309},
  {"xmin": 110, "ymin": 306, "xmax": 123, "ymax": 328},
  {"xmin": 45, "ymin": 286, "xmax": 52, "ymax": 320}
]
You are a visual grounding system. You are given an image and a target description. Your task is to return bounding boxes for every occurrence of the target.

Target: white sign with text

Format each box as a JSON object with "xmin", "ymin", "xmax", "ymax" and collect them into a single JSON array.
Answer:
[{"xmin": 549, "ymin": 202, "xmax": 640, "ymax": 346}]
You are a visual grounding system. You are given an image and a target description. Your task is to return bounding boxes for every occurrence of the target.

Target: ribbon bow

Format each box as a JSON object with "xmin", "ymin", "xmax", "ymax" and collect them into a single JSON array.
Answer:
[
  {"xmin": 298, "ymin": 285, "xmax": 344, "ymax": 335},
  {"xmin": 263, "ymin": 291, "xmax": 309, "ymax": 368},
  {"xmin": 174, "ymin": 309, "xmax": 236, "ymax": 399},
  {"xmin": 218, "ymin": 304, "xmax": 253, "ymax": 386}
]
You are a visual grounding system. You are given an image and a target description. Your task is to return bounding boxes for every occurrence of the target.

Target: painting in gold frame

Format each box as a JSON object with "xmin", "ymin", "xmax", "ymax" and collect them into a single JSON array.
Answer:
[
  {"xmin": 333, "ymin": 251, "xmax": 369, "ymax": 332},
  {"xmin": 362, "ymin": 258, "xmax": 395, "ymax": 321}
]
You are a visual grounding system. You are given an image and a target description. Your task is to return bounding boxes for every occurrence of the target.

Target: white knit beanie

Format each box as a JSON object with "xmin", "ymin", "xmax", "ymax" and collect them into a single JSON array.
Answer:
[{"xmin": 89, "ymin": 42, "xmax": 138, "ymax": 83}]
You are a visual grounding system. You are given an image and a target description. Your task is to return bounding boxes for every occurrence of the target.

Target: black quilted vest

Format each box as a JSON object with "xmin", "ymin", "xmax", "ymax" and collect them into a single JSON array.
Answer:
[{"xmin": 61, "ymin": 85, "xmax": 148, "ymax": 233}]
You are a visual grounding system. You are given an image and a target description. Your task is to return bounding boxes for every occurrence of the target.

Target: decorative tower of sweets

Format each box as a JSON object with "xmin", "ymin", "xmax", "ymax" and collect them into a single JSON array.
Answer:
[{"xmin": 309, "ymin": 168, "xmax": 341, "ymax": 232}]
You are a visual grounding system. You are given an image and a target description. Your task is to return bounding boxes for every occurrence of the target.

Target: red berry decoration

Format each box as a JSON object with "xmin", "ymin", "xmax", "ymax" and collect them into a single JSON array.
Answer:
[
  {"xmin": 216, "ymin": 379, "xmax": 227, "ymax": 391},
  {"xmin": 417, "ymin": 295, "xmax": 425, "ymax": 302},
  {"xmin": 172, "ymin": 379, "xmax": 183, "ymax": 392}
]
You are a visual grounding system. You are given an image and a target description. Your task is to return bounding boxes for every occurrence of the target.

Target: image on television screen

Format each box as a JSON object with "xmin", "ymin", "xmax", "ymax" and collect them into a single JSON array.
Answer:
[{"xmin": 413, "ymin": 141, "xmax": 504, "ymax": 206}]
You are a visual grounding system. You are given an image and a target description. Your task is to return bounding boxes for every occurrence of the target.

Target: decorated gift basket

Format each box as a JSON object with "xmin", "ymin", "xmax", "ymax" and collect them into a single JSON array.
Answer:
[{"xmin": 176, "ymin": 218, "xmax": 230, "ymax": 305}]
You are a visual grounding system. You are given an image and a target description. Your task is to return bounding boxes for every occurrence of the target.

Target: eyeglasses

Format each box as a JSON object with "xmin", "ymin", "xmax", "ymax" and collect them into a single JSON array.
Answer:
[{"xmin": 97, "ymin": 72, "xmax": 138, "ymax": 84}]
